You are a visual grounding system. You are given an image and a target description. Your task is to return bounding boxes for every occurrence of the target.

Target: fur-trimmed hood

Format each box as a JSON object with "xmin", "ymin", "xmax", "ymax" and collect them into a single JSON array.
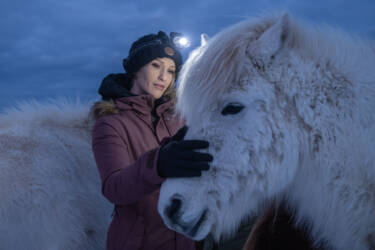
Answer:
[
  {"xmin": 90, "ymin": 73, "xmax": 132, "ymax": 120},
  {"xmin": 98, "ymin": 73, "xmax": 134, "ymax": 101},
  {"xmin": 90, "ymin": 73, "xmax": 174, "ymax": 121},
  {"xmin": 90, "ymin": 100, "xmax": 119, "ymax": 121},
  {"xmin": 90, "ymin": 74, "xmax": 174, "ymax": 121}
]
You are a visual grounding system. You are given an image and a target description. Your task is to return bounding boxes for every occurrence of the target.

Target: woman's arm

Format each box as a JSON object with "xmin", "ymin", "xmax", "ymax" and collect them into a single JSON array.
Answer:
[{"xmin": 92, "ymin": 117, "xmax": 165, "ymax": 205}]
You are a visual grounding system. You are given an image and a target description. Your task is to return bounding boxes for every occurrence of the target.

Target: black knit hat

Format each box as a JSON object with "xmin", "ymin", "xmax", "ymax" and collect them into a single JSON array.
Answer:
[{"xmin": 122, "ymin": 31, "xmax": 183, "ymax": 77}]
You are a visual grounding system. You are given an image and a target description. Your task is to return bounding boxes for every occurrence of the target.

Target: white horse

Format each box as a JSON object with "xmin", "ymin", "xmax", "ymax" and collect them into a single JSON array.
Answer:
[
  {"xmin": 0, "ymin": 100, "xmax": 112, "ymax": 249},
  {"xmin": 158, "ymin": 13, "xmax": 375, "ymax": 249}
]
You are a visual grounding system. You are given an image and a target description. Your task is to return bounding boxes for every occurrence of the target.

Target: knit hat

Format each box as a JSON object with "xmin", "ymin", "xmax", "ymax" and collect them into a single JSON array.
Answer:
[{"xmin": 122, "ymin": 31, "xmax": 183, "ymax": 77}]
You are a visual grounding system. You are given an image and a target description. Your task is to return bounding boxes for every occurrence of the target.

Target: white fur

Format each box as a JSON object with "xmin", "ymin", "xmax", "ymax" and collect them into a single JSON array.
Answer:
[
  {"xmin": 158, "ymin": 13, "xmax": 375, "ymax": 249},
  {"xmin": 0, "ymin": 99, "xmax": 112, "ymax": 249}
]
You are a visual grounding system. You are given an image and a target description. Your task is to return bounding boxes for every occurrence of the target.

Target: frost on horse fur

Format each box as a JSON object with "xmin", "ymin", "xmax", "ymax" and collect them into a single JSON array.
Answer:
[
  {"xmin": 0, "ymin": 100, "xmax": 112, "ymax": 249},
  {"xmin": 158, "ymin": 14, "xmax": 375, "ymax": 249}
]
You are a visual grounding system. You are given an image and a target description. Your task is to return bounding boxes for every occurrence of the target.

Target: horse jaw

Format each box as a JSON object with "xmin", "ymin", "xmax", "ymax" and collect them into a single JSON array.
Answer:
[{"xmin": 157, "ymin": 177, "xmax": 213, "ymax": 240}]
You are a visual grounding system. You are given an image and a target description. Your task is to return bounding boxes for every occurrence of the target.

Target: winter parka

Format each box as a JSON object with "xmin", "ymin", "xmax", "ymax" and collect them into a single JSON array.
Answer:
[{"xmin": 91, "ymin": 75, "xmax": 196, "ymax": 250}]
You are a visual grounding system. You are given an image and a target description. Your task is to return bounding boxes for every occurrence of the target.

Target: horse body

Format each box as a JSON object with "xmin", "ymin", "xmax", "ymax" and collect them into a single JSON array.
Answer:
[
  {"xmin": 0, "ymin": 101, "xmax": 112, "ymax": 249},
  {"xmin": 158, "ymin": 14, "xmax": 375, "ymax": 249}
]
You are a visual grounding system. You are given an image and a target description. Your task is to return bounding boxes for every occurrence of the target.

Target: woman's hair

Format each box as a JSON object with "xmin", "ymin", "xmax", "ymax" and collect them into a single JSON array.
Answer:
[{"xmin": 162, "ymin": 76, "xmax": 177, "ymax": 102}]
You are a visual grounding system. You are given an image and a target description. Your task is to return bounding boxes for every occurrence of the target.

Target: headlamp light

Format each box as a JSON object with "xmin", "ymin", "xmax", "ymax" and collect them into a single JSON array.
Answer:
[{"xmin": 170, "ymin": 32, "xmax": 191, "ymax": 49}]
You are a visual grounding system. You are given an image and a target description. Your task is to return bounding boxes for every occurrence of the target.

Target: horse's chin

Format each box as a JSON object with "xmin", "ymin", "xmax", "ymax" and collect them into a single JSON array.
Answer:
[{"xmin": 168, "ymin": 209, "xmax": 212, "ymax": 241}]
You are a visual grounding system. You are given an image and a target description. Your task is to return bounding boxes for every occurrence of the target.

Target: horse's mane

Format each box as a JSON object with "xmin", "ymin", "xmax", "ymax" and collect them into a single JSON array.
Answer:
[
  {"xmin": 177, "ymin": 13, "xmax": 375, "ymax": 121},
  {"xmin": 0, "ymin": 99, "xmax": 94, "ymax": 130}
]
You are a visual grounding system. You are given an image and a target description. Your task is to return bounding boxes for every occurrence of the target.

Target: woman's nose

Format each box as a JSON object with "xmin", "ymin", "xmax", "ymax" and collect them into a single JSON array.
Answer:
[{"xmin": 158, "ymin": 70, "xmax": 167, "ymax": 81}]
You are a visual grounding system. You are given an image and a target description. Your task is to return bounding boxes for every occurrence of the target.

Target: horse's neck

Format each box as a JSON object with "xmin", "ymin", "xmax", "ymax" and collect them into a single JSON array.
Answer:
[{"xmin": 287, "ymin": 151, "xmax": 374, "ymax": 250}]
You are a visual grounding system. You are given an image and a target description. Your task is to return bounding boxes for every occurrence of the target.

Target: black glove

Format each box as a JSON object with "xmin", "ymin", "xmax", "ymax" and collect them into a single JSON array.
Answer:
[{"xmin": 157, "ymin": 126, "xmax": 213, "ymax": 178}]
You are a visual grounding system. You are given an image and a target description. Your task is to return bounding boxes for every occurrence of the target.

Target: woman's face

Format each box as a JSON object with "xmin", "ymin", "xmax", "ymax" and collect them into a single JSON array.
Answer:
[{"xmin": 131, "ymin": 57, "xmax": 176, "ymax": 99}]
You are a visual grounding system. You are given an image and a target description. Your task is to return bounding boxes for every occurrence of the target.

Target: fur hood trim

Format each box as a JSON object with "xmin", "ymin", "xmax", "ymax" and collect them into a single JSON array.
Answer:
[{"xmin": 90, "ymin": 100, "xmax": 119, "ymax": 121}]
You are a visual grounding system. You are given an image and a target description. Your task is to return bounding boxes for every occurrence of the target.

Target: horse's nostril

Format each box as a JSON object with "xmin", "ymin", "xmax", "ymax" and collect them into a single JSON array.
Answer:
[{"xmin": 167, "ymin": 198, "xmax": 182, "ymax": 223}]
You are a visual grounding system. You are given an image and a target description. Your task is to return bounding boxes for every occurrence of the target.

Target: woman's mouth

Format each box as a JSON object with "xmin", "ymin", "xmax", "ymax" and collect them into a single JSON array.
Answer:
[{"xmin": 153, "ymin": 83, "xmax": 165, "ymax": 90}]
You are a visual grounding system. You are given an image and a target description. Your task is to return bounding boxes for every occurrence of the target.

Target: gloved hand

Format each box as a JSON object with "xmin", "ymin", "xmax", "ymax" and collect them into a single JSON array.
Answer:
[{"xmin": 157, "ymin": 126, "xmax": 213, "ymax": 178}]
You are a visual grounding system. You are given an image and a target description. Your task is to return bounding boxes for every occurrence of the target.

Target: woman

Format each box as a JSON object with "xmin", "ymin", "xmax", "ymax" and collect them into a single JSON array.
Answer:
[{"xmin": 91, "ymin": 31, "xmax": 212, "ymax": 250}]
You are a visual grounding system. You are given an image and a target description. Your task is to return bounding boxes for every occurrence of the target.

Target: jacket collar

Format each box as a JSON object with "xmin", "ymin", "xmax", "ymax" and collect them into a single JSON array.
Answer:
[
  {"xmin": 115, "ymin": 94, "xmax": 174, "ymax": 117},
  {"xmin": 98, "ymin": 73, "xmax": 174, "ymax": 117}
]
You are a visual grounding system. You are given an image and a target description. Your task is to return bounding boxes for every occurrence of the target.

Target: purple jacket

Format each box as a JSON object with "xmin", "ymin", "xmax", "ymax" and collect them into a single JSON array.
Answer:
[{"xmin": 91, "ymin": 95, "xmax": 196, "ymax": 250}]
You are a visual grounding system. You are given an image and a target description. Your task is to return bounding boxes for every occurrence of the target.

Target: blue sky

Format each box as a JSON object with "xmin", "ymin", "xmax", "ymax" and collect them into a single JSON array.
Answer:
[{"xmin": 1, "ymin": 0, "xmax": 374, "ymax": 111}]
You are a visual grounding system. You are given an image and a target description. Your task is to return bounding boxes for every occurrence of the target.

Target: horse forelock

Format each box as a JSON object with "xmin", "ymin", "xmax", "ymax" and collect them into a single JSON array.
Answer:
[{"xmin": 177, "ymin": 16, "xmax": 278, "ymax": 122}]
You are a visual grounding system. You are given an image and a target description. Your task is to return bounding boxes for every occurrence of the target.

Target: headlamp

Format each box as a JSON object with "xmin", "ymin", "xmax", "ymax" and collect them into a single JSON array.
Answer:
[{"xmin": 170, "ymin": 32, "xmax": 191, "ymax": 49}]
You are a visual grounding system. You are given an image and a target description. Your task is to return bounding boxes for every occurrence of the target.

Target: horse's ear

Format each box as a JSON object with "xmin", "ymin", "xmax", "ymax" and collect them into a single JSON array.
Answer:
[
  {"xmin": 248, "ymin": 13, "xmax": 289, "ymax": 61},
  {"xmin": 201, "ymin": 33, "xmax": 210, "ymax": 46}
]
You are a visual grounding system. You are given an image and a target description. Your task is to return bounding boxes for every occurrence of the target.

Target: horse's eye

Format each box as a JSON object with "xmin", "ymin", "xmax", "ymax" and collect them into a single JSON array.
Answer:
[{"xmin": 221, "ymin": 103, "xmax": 245, "ymax": 116}]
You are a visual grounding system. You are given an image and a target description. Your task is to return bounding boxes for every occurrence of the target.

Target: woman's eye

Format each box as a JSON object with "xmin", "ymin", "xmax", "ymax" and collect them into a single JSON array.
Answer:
[
  {"xmin": 152, "ymin": 63, "xmax": 160, "ymax": 68},
  {"xmin": 168, "ymin": 70, "xmax": 175, "ymax": 75},
  {"xmin": 221, "ymin": 103, "xmax": 245, "ymax": 116}
]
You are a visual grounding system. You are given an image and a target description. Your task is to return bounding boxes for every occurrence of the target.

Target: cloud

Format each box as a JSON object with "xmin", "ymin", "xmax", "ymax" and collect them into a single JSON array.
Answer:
[{"xmin": 0, "ymin": 0, "xmax": 374, "ymax": 111}]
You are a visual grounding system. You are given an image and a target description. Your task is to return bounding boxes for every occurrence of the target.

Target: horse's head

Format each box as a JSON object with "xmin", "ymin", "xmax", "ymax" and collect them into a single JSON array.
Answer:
[{"xmin": 158, "ymin": 13, "xmax": 323, "ymax": 241}]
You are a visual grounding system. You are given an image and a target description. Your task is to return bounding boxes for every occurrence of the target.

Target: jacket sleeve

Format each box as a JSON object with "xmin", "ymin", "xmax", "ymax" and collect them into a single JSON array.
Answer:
[{"xmin": 91, "ymin": 116, "xmax": 166, "ymax": 205}]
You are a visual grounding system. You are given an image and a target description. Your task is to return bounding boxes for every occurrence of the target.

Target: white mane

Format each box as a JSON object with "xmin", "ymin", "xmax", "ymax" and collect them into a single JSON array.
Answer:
[
  {"xmin": 0, "ymin": 99, "xmax": 112, "ymax": 249},
  {"xmin": 159, "ymin": 13, "xmax": 375, "ymax": 249},
  {"xmin": 0, "ymin": 99, "xmax": 92, "ymax": 128},
  {"xmin": 177, "ymin": 14, "xmax": 375, "ymax": 124}
]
